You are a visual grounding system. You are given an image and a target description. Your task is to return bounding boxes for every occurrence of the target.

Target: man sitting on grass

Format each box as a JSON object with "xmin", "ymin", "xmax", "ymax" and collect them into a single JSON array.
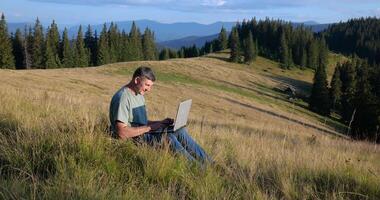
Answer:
[{"xmin": 109, "ymin": 66, "xmax": 212, "ymax": 163}]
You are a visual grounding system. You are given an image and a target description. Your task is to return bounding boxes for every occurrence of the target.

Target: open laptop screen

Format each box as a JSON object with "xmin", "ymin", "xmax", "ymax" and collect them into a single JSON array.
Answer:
[{"xmin": 173, "ymin": 99, "xmax": 192, "ymax": 131}]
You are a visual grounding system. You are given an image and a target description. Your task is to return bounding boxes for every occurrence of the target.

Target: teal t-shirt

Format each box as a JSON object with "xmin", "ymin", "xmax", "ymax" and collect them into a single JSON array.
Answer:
[{"xmin": 109, "ymin": 86, "xmax": 148, "ymax": 137}]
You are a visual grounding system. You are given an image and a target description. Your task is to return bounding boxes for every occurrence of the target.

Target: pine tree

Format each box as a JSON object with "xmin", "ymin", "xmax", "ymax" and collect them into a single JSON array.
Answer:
[
  {"xmin": 128, "ymin": 21, "xmax": 143, "ymax": 61},
  {"xmin": 84, "ymin": 24, "xmax": 97, "ymax": 66},
  {"xmin": 229, "ymin": 27, "xmax": 241, "ymax": 63},
  {"xmin": 309, "ymin": 64, "xmax": 331, "ymax": 115},
  {"xmin": 159, "ymin": 48, "xmax": 170, "ymax": 60},
  {"xmin": 307, "ymin": 40, "xmax": 318, "ymax": 69},
  {"xmin": 243, "ymin": 31, "xmax": 255, "ymax": 64},
  {"xmin": 44, "ymin": 21, "xmax": 61, "ymax": 68},
  {"xmin": 120, "ymin": 30, "xmax": 129, "ymax": 62},
  {"xmin": 0, "ymin": 13, "xmax": 15, "ymax": 68},
  {"xmin": 178, "ymin": 48, "xmax": 185, "ymax": 58},
  {"xmin": 330, "ymin": 63, "xmax": 342, "ymax": 111},
  {"xmin": 317, "ymin": 38, "xmax": 329, "ymax": 70},
  {"xmin": 279, "ymin": 31, "xmax": 291, "ymax": 69},
  {"xmin": 191, "ymin": 45, "xmax": 199, "ymax": 57},
  {"xmin": 24, "ymin": 26, "xmax": 33, "ymax": 69},
  {"xmin": 97, "ymin": 23, "xmax": 110, "ymax": 65},
  {"xmin": 74, "ymin": 25, "xmax": 88, "ymax": 67},
  {"xmin": 60, "ymin": 28, "xmax": 74, "ymax": 67},
  {"xmin": 300, "ymin": 48, "xmax": 307, "ymax": 69},
  {"xmin": 168, "ymin": 49, "xmax": 177, "ymax": 58},
  {"xmin": 351, "ymin": 61, "xmax": 378, "ymax": 139},
  {"xmin": 108, "ymin": 22, "xmax": 120, "ymax": 63},
  {"xmin": 218, "ymin": 26, "xmax": 228, "ymax": 51},
  {"xmin": 340, "ymin": 60, "xmax": 357, "ymax": 122},
  {"xmin": 31, "ymin": 18, "xmax": 44, "ymax": 68},
  {"xmin": 44, "ymin": 33, "xmax": 58, "ymax": 68},
  {"xmin": 12, "ymin": 28, "xmax": 25, "ymax": 69},
  {"xmin": 142, "ymin": 28, "xmax": 156, "ymax": 60}
]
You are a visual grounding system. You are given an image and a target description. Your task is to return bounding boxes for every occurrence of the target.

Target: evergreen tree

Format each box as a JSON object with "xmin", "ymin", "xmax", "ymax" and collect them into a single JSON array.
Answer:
[
  {"xmin": 218, "ymin": 26, "xmax": 228, "ymax": 51},
  {"xmin": 84, "ymin": 24, "xmax": 97, "ymax": 66},
  {"xmin": 229, "ymin": 27, "xmax": 241, "ymax": 63},
  {"xmin": 60, "ymin": 28, "xmax": 74, "ymax": 67},
  {"xmin": 12, "ymin": 28, "xmax": 25, "ymax": 69},
  {"xmin": 178, "ymin": 48, "xmax": 185, "ymax": 58},
  {"xmin": 340, "ymin": 60, "xmax": 357, "ymax": 122},
  {"xmin": 31, "ymin": 18, "xmax": 45, "ymax": 68},
  {"xmin": 44, "ymin": 33, "xmax": 58, "ymax": 68},
  {"xmin": 128, "ymin": 21, "xmax": 143, "ymax": 61},
  {"xmin": 74, "ymin": 25, "xmax": 88, "ymax": 67},
  {"xmin": 317, "ymin": 38, "xmax": 329, "ymax": 69},
  {"xmin": 120, "ymin": 30, "xmax": 129, "ymax": 62},
  {"xmin": 351, "ymin": 61, "xmax": 378, "ymax": 139},
  {"xmin": 279, "ymin": 31, "xmax": 291, "ymax": 69},
  {"xmin": 243, "ymin": 31, "xmax": 255, "ymax": 64},
  {"xmin": 309, "ymin": 64, "xmax": 331, "ymax": 115},
  {"xmin": 330, "ymin": 63, "xmax": 342, "ymax": 111},
  {"xmin": 142, "ymin": 28, "xmax": 156, "ymax": 60},
  {"xmin": 159, "ymin": 48, "xmax": 170, "ymax": 60},
  {"xmin": 0, "ymin": 13, "xmax": 15, "ymax": 68},
  {"xmin": 168, "ymin": 48, "xmax": 177, "ymax": 58},
  {"xmin": 44, "ymin": 21, "xmax": 61, "ymax": 68},
  {"xmin": 108, "ymin": 22, "xmax": 120, "ymax": 63},
  {"xmin": 24, "ymin": 26, "xmax": 33, "ymax": 69},
  {"xmin": 300, "ymin": 48, "xmax": 307, "ymax": 69},
  {"xmin": 191, "ymin": 44, "xmax": 199, "ymax": 57},
  {"xmin": 307, "ymin": 40, "xmax": 318, "ymax": 69},
  {"xmin": 97, "ymin": 23, "xmax": 110, "ymax": 65}
]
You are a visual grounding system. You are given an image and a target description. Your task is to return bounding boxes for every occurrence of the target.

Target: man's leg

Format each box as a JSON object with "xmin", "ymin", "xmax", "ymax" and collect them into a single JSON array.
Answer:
[
  {"xmin": 133, "ymin": 128, "xmax": 196, "ymax": 161},
  {"xmin": 166, "ymin": 133, "xmax": 196, "ymax": 161},
  {"xmin": 132, "ymin": 128, "xmax": 164, "ymax": 146},
  {"xmin": 171, "ymin": 127, "xmax": 212, "ymax": 163}
]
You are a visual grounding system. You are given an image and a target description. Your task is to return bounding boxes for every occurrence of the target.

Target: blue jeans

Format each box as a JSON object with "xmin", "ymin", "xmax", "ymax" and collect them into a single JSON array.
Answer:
[{"xmin": 133, "ymin": 127, "xmax": 212, "ymax": 163}]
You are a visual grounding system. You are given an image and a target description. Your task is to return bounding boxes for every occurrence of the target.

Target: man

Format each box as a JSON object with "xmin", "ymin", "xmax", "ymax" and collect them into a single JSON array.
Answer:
[{"xmin": 109, "ymin": 66, "xmax": 211, "ymax": 163}]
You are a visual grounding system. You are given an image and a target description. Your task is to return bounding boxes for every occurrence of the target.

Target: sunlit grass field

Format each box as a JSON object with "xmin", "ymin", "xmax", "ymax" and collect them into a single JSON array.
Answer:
[{"xmin": 1, "ymin": 54, "xmax": 379, "ymax": 199}]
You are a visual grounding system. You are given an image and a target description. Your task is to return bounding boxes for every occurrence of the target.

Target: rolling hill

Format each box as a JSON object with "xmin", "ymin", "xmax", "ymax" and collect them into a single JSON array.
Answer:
[{"xmin": 0, "ymin": 52, "xmax": 379, "ymax": 199}]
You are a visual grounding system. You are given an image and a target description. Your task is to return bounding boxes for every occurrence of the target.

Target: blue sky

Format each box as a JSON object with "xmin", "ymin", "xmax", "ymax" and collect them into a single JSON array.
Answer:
[{"xmin": 1, "ymin": 0, "xmax": 380, "ymax": 25}]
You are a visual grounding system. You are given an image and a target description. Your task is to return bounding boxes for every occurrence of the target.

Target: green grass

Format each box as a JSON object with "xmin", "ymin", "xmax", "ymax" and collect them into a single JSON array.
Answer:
[{"xmin": 1, "ymin": 54, "xmax": 378, "ymax": 199}]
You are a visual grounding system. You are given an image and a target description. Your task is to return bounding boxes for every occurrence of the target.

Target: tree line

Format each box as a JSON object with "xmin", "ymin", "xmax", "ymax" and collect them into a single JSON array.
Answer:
[
  {"xmin": 324, "ymin": 17, "xmax": 380, "ymax": 65},
  {"xmin": 224, "ymin": 18, "xmax": 329, "ymax": 69},
  {"xmin": 309, "ymin": 17, "xmax": 380, "ymax": 142},
  {"xmin": 0, "ymin": 14, "xmax": 158, "ymax": 69},
  {"xmin": 311, "ymin": 56, "xmax": 380, "ymax": 142}
]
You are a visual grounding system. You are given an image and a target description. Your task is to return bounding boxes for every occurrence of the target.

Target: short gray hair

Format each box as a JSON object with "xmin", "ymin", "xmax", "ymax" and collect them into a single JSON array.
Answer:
[{"xmin": 132, "ymin": 66, "xmax": 156, "ymax": 81}]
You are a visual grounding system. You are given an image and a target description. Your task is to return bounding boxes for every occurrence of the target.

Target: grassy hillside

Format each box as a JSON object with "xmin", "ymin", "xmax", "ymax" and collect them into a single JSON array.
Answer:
[{"xmin": 0, "ymin": 53, "xmax": 379, "ymax": 199}]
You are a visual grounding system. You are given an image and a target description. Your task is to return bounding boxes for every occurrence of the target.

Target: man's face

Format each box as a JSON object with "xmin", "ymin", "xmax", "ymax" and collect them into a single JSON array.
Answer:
[{"xmin": 135, "ymin": 76, "xmax": 154, "ymax": 95}]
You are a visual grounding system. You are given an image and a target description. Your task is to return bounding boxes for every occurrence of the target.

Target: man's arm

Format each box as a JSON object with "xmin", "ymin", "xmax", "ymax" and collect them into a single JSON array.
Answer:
[
  {"xmin": 116, "ymin": 121, "xmax": 166, "ymax": 140},
  {"xmin": 116, "ymin": 121, "xmax": 151, "ymax": 140}
]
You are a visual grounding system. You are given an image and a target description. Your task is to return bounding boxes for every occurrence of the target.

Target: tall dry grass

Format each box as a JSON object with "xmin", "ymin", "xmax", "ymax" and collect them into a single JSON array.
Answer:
[
  {"xmin": 1, "ymin": 82, "xmax": 379, "ymax": 199},
  {"xmin": 1, "ymin": 55, "xmax": 379, "ymax": 199}
]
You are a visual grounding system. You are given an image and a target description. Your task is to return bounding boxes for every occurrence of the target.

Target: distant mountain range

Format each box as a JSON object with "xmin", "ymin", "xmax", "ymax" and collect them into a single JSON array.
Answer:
[
  {"xmin": 7, "ymin": 19, "xmax": 330, "ymax": 48},
  {"xmin": 158, "ymin": 22, "xmax": 330, "ymax": 49},
  {"xmin": 7, "ymin": 20, "xmax": 236, "ymax": 42}
]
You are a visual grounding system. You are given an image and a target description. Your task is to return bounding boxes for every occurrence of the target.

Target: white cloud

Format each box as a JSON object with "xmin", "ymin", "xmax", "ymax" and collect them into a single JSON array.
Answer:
[{"xmin": 201, "ymin": 0, "xmax": 226, "ymax": 7}]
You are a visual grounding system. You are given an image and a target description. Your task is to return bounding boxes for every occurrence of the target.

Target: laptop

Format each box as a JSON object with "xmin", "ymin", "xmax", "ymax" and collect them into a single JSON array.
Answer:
[
  {"xmin": 150, "ymin": 99, "xmax": 192, "ymax": 133},
  {"xmin": 172, "ymin": 99, "xmax": 192, "ymax": 131}
]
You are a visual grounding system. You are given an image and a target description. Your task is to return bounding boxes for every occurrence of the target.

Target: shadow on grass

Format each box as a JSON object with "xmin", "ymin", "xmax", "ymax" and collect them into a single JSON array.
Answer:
[
  {"xmin": 204, "ymin": 54, "xmax": 230, "ymax": 62},
  {"xmin": 220, "ymin": 97, "xmax": 349, "ymax": 139},
  {"xmin": 265, "ymin": 74, "xmax": 312, "ymax": 96}
]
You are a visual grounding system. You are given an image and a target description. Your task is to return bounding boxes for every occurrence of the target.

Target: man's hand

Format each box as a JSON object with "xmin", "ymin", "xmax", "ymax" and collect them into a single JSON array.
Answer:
[
  {"xmin": 161, "ymin": 118, "xmax": 174, "ymax": 125},
  {"xmin": 149, "ymin": 121, "xmax": 166, "ymax": 131}
]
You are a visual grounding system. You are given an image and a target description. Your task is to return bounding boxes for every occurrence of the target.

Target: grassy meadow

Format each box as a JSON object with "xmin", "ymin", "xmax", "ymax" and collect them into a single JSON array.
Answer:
[{"xmin": 0, "ymin": 53, "xmax": 379, "ymax": 199}]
